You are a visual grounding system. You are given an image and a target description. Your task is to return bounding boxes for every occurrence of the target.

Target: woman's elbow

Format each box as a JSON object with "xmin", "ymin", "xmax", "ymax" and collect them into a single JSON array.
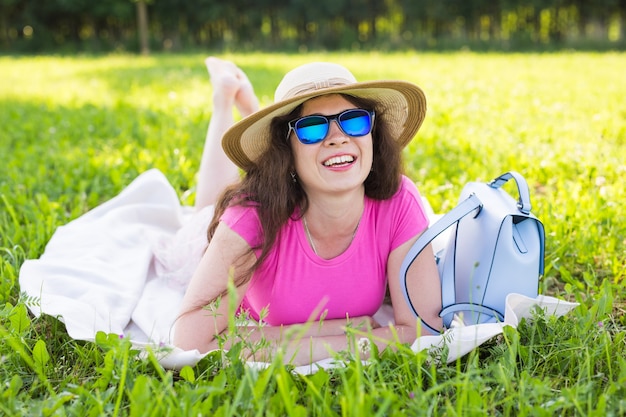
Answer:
[
  {"xmin": 394, "ymin": 316, "xmax": 442, "ymax": 339},
  {"xmin": 172, "ymin": 313, "xmax": 220, "ymax": 353}
]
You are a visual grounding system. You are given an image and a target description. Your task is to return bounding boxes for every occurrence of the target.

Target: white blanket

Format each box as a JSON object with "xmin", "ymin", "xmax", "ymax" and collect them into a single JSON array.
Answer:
[{"xmin": 19, "ymin": 169, "xmax": 578, "ymax": 374}]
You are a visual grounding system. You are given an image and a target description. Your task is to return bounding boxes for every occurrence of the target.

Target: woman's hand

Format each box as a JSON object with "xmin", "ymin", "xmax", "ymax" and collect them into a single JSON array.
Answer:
[{"xmin": 230, "ymin": 315, "xmax": 381, "ymax": 365}]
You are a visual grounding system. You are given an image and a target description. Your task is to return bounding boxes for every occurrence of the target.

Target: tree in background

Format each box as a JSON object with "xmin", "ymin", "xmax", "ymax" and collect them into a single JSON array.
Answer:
[{"xmin": 136, "ymin": 0, "xmax": 149, "ymax": 55}]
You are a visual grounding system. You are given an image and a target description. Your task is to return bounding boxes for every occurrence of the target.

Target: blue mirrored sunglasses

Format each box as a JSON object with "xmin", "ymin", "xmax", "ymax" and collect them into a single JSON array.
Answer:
[{"xmin": 287, "ymin": 108, "xmax": 375, "ymax": 145}]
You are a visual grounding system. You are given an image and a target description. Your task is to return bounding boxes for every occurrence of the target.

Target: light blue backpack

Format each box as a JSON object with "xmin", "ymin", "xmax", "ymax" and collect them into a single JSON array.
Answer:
[{"xmin": 400, "ymin": 171, "xmax": 545, "ymax": 333}]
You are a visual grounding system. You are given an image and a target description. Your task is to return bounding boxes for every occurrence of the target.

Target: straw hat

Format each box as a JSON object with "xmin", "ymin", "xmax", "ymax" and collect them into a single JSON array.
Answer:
[{"xmin": 222, "ymin": 62, "xmax": 427, "ymax": 170}]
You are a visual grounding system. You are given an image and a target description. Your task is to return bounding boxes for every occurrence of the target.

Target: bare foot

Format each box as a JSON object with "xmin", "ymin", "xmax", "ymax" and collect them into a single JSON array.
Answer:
[
  {"xmin": 205, "ymin": 57, "xmax": 240, "ymax": 111},
  {"xmin": 233, "ymin": 72, "xmax": 259, "ymax": 118},
  {"xmin": 205, "ymin": 57, "xmax": 259, "ymax": 117}
]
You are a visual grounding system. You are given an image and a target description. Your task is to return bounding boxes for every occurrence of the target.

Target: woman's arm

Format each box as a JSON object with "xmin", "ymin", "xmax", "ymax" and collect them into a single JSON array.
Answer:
[
  {"xmin": 173, "ymin": 221, "xmax": 256, "ymax": 352},
  {"xmin": 229, "ymin": 316, "xmax": 380, "ymax": 364},
  {"xmin": 386, "ymin": 235, "xmax": 443, "ymax": 336}
]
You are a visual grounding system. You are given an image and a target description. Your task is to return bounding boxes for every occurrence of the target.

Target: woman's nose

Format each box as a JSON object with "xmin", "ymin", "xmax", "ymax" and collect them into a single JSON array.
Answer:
[{"xmin": 324, "ymin": 120, "xmax": 349, "ymax": 145}]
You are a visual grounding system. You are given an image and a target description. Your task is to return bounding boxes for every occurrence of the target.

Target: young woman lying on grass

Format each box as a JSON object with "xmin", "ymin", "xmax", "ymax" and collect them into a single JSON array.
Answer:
[{"xmin": 172, "ymin": 57, "xmax": 442, "ymax": 365}]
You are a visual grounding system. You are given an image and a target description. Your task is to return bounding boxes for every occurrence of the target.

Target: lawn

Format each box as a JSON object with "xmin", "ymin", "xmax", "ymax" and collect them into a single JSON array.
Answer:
[{"xmin": 1, "ymin": 52, "xmax": 625, "ymax": 415}]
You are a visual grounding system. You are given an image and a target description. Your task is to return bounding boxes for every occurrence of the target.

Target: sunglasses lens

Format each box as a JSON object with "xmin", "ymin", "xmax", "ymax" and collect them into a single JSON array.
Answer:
[
  {"xmin": 338, "ymin": 110, "xmax": 372, "ymax": 136},
  {"xmin": 294, "ymin": 116, "xmax": 329, "ymax": 144}
]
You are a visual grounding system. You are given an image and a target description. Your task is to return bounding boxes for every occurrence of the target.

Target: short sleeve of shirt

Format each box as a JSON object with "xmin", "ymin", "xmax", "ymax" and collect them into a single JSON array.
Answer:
[
  {"xmin": 384, "ymin": 175, "xmax": 430, "ymax": 251},
  {"xmin": 220, "ymin": 204, "xmax": 264, "ymax": 250}
]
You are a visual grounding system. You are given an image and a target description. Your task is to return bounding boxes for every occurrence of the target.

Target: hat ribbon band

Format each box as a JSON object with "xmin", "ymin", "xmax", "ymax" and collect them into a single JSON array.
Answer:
[{"xmin": 281, "ymin": 77, "xmax": 354, "ymax": 100}]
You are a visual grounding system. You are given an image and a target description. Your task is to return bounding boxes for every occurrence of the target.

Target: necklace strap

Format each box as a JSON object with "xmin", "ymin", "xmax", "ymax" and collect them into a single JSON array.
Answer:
[{"xmin": 302, "ymin": 215, "xmax": 318, "ymax": 255}]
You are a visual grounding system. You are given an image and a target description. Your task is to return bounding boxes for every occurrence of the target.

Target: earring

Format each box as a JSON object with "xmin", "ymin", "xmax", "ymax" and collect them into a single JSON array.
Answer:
[{"xmin": 290, "ymin": 171, "xmax": 297, "ymax": 183}]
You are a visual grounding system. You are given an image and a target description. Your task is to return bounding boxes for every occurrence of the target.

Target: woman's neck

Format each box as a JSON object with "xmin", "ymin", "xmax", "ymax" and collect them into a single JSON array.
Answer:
[
  {"xmin": 301, "ymin": 187, "xmax": 365, "ymax": 259},
  {"xmin": 306, "ymin": 184, "xmax": 364, "ymax": 222}
]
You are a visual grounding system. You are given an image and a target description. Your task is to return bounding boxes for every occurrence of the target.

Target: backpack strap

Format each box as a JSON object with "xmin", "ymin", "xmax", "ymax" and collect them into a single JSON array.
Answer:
[{"xmin": 399, "ymin": 193, "xmax": 483, "ymax": 334}]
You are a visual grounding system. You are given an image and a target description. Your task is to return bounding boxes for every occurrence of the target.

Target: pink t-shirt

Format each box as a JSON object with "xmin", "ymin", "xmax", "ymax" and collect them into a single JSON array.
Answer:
[{"xmin": 220, "ymin": 175, "xmax": 429, "ymax": 325}]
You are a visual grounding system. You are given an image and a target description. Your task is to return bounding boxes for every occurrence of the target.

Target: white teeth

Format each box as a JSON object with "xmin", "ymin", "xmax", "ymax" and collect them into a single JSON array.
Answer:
[{"xmin": 324, "ymin": 155, "xmax": 354, "ymax": 167}]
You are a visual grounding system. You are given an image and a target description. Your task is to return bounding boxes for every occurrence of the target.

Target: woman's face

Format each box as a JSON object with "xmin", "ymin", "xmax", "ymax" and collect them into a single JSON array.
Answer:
[{"xmin": 289, "ymin": 94, "xmax": 373, "ymax": 198}]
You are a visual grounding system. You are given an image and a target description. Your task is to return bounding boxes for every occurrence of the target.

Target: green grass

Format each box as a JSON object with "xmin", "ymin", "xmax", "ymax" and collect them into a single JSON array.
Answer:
[{"xmin": 1, "ymin": 52, "xmax": 625, "ymax": 415}]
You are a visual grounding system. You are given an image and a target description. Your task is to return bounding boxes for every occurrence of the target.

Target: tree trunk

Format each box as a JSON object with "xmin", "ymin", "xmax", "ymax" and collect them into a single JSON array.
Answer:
[{"xmin": 136, "ymin": 0, "xmax": 149, "ymax": 55}]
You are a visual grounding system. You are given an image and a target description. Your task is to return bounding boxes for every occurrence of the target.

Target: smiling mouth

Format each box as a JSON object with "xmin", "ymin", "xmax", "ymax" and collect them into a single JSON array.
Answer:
[{"xmin": 323, "ymin": 155, "xmax": 355, "ymax": 167}]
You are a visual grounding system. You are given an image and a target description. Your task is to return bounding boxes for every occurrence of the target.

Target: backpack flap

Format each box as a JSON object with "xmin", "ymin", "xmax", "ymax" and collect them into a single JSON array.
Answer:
[{"xmin": 484, "ymin": 214, "xmax": 544, "ymax": 313}]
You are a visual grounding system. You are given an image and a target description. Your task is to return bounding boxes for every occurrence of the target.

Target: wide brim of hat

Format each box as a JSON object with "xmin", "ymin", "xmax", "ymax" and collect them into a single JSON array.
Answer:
[{"xmin": 222, "ymin": 80, "xmax": 427, "ymax": 170}]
